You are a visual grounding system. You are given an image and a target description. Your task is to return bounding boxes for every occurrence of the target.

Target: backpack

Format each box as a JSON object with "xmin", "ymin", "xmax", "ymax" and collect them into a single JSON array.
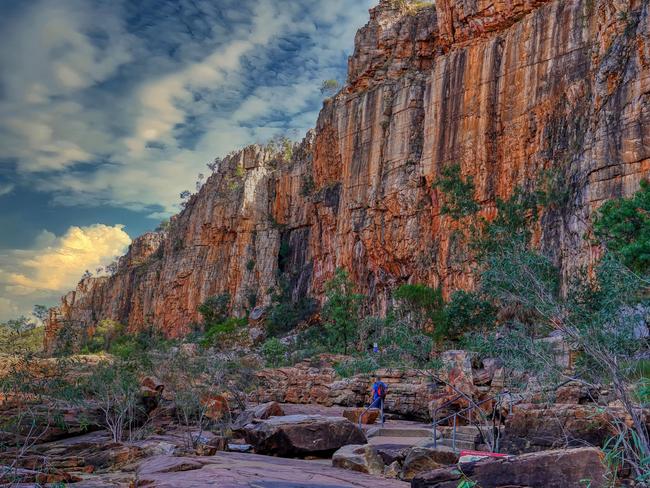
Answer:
[{"xmin": 377, "ymin": 383, "xmax": 387, "ymax": 400}]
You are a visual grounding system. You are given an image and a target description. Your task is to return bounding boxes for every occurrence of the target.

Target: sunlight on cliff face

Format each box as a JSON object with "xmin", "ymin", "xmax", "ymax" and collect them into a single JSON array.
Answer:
[{"xmin": 0, "ymin": 224, "xmax": 131, "ymax": 320}]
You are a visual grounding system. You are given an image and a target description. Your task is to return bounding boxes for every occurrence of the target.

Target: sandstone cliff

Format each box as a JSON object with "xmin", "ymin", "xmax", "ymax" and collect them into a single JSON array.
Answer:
[{"xmin": 45, "ymin": 0, "xmax": 650, "ymax": 348}]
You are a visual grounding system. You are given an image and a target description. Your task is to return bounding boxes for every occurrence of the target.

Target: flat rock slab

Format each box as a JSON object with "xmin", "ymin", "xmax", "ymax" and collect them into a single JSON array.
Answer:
[{"xmin": 136, "ymin": 452, "xmax": 409, "ymax": 487}]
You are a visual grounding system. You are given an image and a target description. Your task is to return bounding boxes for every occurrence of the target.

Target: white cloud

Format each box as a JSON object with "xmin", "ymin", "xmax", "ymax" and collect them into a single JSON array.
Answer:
[
  {"xmin": 0, "ymin": 0, "xmax": 375, "ymax": 215},
  {"xmin": 0, "ymin": 183, "xmax": 14, "ymax": 197},
  {"xmin": 0, "ymin": 224, "xmax": 131, "ymax": 321}
]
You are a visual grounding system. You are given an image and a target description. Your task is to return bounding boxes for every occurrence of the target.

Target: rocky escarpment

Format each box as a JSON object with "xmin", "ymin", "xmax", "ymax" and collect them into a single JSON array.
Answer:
[{"xmin": 46, "ymin": 0, "xmax": 650, "ymax": 347}]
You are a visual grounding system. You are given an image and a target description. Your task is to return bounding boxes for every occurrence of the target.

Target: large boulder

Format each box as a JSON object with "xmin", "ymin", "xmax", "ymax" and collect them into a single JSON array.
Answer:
[
  {"xmin": 400, "ymin": 447, "xmax": 458, "ymax": 480},
  {"xmin": 332, "ymin": 444, "xmax": 385, "ymax": 475},
  {"xmin": 241, "ymin": 414, "xmax": 367, "ymax": 457},
  {"xmin": 232, "ymin": 401, "xmax": 284, "ymax": 430},
  {"xmin": 411, "ymin": 447, "xmax": 607, "ymax": 488}
]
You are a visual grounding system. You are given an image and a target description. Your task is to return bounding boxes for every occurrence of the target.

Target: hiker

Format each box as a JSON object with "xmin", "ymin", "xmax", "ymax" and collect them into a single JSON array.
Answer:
[{"xmin": 370, "ymin": 376, "xmax": 387, "ymax": 409}]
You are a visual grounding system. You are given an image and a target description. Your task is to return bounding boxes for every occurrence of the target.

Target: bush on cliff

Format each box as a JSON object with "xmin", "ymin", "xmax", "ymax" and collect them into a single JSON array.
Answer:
[
  {"xmin": 322, "ymin": 268, "xmax": 362, "ymax": 355},
  {"xmin": 264, "ymin": 278, "xmax": 318, "ymax": 337},
  {"xmin": 594, "ymin": 178, "xmax": 650, "ymax": 274},
  {"xmin": 200, "ymin": 317, "xmax": 247, "ymax": 349},
  {"xmin": 261, "ymin": 337, "xmax": 287, "ymax": 367},
  {"xmin": 198, "ymin": 293, "xmax": 231, "ymax": 328}
]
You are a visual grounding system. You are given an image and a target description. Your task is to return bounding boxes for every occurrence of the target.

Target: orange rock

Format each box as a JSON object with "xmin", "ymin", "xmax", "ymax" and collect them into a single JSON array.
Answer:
[
  {"xmin": 343, "ymin": 408, "xmax": 380, "ymax": 425},
  {"xmin": 202, "ymin": 394, "xmax": 230, "ymax": 421}
]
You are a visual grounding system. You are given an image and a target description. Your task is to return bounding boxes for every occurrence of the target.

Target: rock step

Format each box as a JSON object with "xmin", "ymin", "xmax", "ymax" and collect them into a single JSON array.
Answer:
[
  {"xmin": 438, "ymin": 433, "xmax": 477, "ymax": 442},
  {"xmin": 436, "ymin": 438, "xmax": 476, "ymax": 451},
  {"xmin": 367, "ymin": 427, "xmax": 433, "ymax": 438}
]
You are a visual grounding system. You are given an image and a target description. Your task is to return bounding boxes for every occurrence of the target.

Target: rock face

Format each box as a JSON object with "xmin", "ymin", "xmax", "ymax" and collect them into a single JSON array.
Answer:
[
  {"xmin": 252, "ymin": 355, "xmax": 505, "ymax": 420},
  {"xmin": 46, "ymin": 0, "xmax": 650, "ymax": 346},
  {"xmin": 240, "ymin": 414, "xmax": 367, "ymax": 457},
  {"xmin": 411, "ymin": 447, "xmax": 608, "ymax": 488},
  {"xmin": 135, "ymin": 451, "xmax": 410, "ymax": 488}
]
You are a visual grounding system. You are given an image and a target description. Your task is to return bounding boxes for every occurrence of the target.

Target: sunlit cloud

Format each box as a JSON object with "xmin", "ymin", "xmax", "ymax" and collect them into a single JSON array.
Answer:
[
  {"xmin": 0, "ymin": 224, "xmax": 131, "ymax": 320},
  {"xmin": 0, "ymin": 0, "xmax": 373, "ymax": 215}
]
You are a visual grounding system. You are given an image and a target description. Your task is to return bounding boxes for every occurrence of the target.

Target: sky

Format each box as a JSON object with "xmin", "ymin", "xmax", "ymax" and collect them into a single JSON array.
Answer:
[{"xmin": 0, "ymin": 0, "xmax": 375, "ymax": 321}]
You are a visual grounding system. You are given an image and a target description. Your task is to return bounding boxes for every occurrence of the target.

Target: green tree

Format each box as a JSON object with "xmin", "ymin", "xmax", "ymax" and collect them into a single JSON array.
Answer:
[
  {"xmin": 322, "ymin": 268, "xmax": 362, "ymax": 354},
  {"xmin": 394, "ymin": 284, "xmax": 446, "ymax": 335},
  {"xmin": 261, "ymin": 337, "xmax": 287, "ymax": 367},
  {"xmin": 265, "ymin": 278, "xmax": 318, "ymax": 337},
  {"xmin": 432, "ymin": 164, "xmax": 479, "ymax": 219},
  {"xmin": 441, "ymin": 290, "xmax": 497, "ymax": 340},
  {"xmin": 198, "ymin": 294, "xmax": 231, "ymax": 328},
  {"xmin": 594, "ymin": 179, "xmax": 650, "ymax": 274}
]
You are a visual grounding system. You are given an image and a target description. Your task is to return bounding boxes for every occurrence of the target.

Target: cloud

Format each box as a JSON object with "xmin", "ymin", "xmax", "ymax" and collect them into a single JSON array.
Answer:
[
  {"xmin": 0, "ymin": 224, "xmax": 131, "ymax": 321},
  {"xmin": 0, "ymin": 0, "xmax": 374, "ymax": 217},
  {"xmin": 0, "ymin": 183, "xmax": 14, "ymax": 196}
]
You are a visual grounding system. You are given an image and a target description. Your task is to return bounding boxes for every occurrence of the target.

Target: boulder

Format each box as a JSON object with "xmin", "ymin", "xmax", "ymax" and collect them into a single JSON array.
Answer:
[
  {"xmin": 241, "ymin": 414, "xmax": 367, "ymax": 457},
  {"xmin": 342, "ymin": 407, "xmax": 380, "ymax": 425},
  {"xmin": 232, "ymin": 401, "xmax": 284, "ymax": 430},
  {"xmin": 332, "ymin": 444, "xmax": 385, "ymax": 475},
  {"xmin": 384, "ymin": 460, "xmax": 402, "ymax": 479},
  {"xmin": 411, "ymin": 447, "xmax": 607, "ymax": 488},
  {"xmin": 401, "ymin": 447, "xmax": 459, "ymax": 480},
  {"xmin": 202, "ymin": 394, "xmax": 230, "ymax": 421}
]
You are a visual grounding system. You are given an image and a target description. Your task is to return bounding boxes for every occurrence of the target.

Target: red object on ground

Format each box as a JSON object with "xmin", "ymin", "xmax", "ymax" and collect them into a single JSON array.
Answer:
[{"xmin": 460, "ymin": 450, "xmax": 509, "ymax": 458}]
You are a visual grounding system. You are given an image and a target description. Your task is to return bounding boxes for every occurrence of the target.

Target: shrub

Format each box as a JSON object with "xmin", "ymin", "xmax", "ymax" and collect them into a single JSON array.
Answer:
[
  {"xmin": 433, "ymin": 167, "xmax": 650, "ymax": 478},
  {"xmin": 200, "ymin": 317, "xmax": 247, "ymax": 349},
  {"xmin": 84, "ymin": 360, "xmax": 143, "ymax": 443},
  {"xmin": 594, "ymin": 179, "xmax": 650, "ymax": 274},
  {"xmin": 320, "ymin": 79, "xmax": 339, "ymax": 96},
  {"xmin": 0, "ymin": 321, "xmax": 44, "ymax": 355},
  {"xmin": 198, "ymin": 294, "xmax": 231, "ymax": 328},
  {"xmin": 440, "ymin": 290, "xmax": 496, "ymax": 340},
  {"xmin": 301, "ymin": 175, "xmax": 315, "ymax": 196},
  {"xmin": 261, "ymin": 338, "xmax": 287, "ymax": 367},
  {"xmin": 265, "ymin": 279, "xmax": 318, "ymax": 337},
  {"xmin": 333, "ymin": 356, "xmax": 379, "ymax": 378},
  {"xmin": 394, "ymin": 284, "xmax": 446, "ymax": 335},
  {"xmin": 432, "ymin": 164, "xmax": 479, "ymax": 219},
  {"xmin": 322, "ymin": 268, "xmax": 362, "ymax": 354}
]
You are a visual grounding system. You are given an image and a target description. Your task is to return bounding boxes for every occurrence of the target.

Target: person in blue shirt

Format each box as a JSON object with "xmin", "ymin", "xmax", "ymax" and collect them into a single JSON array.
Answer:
[{"xmin": 370, "ymin": 376, "xmax": 387, "ymax": 409}]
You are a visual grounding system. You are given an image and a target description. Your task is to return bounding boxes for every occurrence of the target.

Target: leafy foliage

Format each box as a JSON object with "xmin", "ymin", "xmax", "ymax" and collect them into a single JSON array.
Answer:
[
  {"xmin": 322, "ymin": 268, "xmax": 363, "ymax": 354},
  {"xmin": 265, "ymin": 278, "xmax": 318, "ymax": 337},
  {"xmin": 440, "ymin": 290, "xmax": 497, "ymax": 341},
  {"xmin": 432, "ymin": 164, "xmax": 479, "ymax": 219},
  {"xmin": 394, "ymin": 284, "xmax": 446, "ymax": 335},
  {"xmin": 84, "ymin": 360, "xmax": 143, "ymax": 442},
  {"xmin": 261, "ymin": 337, "xmax": 287, "ymax": 367},
  {"xmin": 198, "ymin": 294, "xmax": 231, "ymax": 328},
  {"xmin": 320, "ymin": 79, "xmax": 339, "ymax": 96},
  {"xmin": 594, "ymin": 179, "xmax": 650, "ymax": 274},
  {"xmin": 200, "ymin": 317, "xmax": 247, "ymax": 349}
]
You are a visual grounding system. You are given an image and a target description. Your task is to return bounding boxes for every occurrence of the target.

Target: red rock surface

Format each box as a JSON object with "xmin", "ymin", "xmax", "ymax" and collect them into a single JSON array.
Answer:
[
  {"xmin": 136, "ymin": 451, "xmax": 410, "ymax": 487},
  {"xmin": 46, "ymin": 0, "xmax": 650, "ymax": 348}
]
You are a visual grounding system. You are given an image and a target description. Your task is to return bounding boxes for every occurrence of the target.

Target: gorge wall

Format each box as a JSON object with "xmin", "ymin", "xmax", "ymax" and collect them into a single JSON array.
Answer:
[{"xmin": 45, "ymin": 0, "xmax": 650, "ymax": 347}]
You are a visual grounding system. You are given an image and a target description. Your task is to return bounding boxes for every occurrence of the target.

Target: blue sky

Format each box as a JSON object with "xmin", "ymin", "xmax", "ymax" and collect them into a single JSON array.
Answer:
[{"xmin": 0, "ymin": 0, "xmax": 375, "ymax": 320}]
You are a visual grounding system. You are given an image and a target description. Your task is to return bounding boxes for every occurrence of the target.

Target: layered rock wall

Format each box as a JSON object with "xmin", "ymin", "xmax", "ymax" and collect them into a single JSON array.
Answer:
[{"xmin": 46, "ymin": 0, "xmax": 650, "ymax": 348}]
